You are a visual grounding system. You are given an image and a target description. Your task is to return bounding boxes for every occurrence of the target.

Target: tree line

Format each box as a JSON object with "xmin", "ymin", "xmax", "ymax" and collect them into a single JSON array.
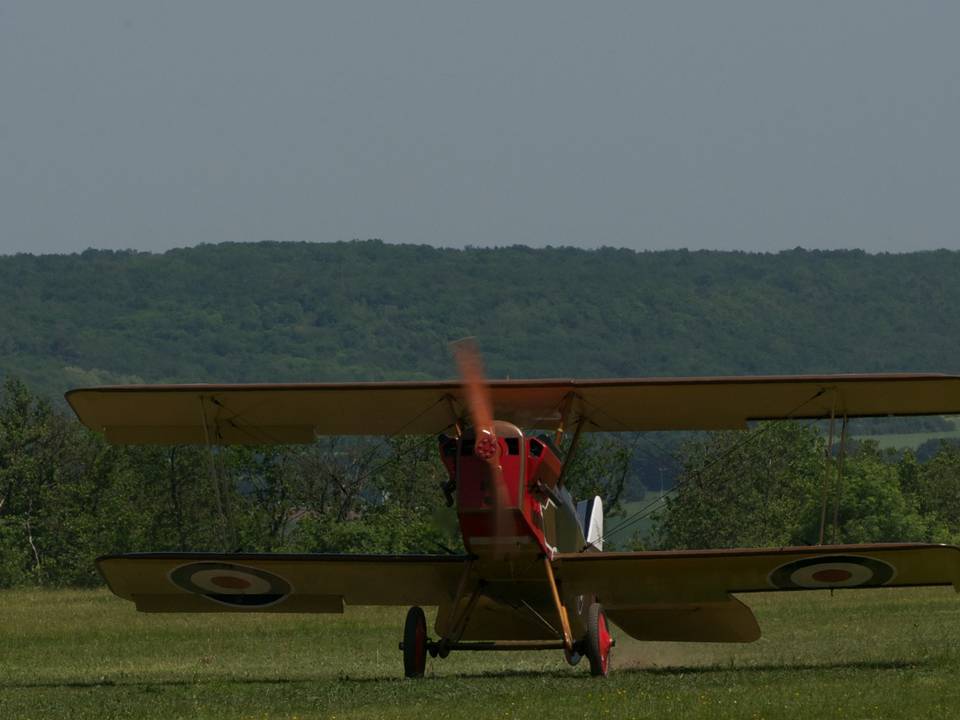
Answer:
[
  {"xmin": 657, "ymin": 422, "xmax": 960, "ymax": 549},
  {"xmin": 0, "ymin": 378, "xmax": 462, "ymax": 587},
  {"xmin": 3, "ymin": 242, "xmax": 960, "ymax": 401}
]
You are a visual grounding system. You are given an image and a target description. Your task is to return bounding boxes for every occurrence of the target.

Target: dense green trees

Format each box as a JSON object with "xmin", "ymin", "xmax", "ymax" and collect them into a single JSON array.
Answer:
[
  {"xmin": 0, "ymin": 377, "xmax": 146, "ymax": 586},
  {"xmin": 3, "ymin": 241, "xmax": 960, "ymax": 585},
  {"xmin": 0, "ymin": 379, "xmax": 459, "ymax": 587},
  {"xmin": 657, "ymin": 423, "xmax": 824, "ymax": 549},
  {"xmin": 657, "ymin": 423, "xmax": 960, "ymax": 550},
  {"xmin": 2, "ymin": 242, "xmax": 960, "ymax": 400}
]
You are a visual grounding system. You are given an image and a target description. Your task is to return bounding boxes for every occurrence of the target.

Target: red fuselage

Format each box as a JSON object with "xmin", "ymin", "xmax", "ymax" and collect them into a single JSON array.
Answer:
[{"xmin": 439, "ymin": 421, "xmax": 565, "ymax": 558}]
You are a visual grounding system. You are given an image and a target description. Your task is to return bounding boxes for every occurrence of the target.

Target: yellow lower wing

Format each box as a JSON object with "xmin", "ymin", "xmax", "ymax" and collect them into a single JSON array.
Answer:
[
  {"xmin": 97, "ymin": 553, "xmax": 467, "ymax": 613},
  {"xmin": 555, "ymin": 543, "xmax": 960, "ymax": 643}
]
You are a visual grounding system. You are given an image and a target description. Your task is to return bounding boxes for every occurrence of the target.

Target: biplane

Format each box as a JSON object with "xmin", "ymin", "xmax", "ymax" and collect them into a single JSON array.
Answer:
[{"xmin": 66, "ymin": 345, "xmax": 960, "ymax": 677}]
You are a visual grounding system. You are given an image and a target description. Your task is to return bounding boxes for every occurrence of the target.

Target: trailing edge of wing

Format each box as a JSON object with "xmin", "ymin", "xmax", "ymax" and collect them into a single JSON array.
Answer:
[
  {"xmin": 555, "ymin": 543, "xmax": 960, "ymax": 643},
  {"xmin": 67, "ymin": 373, "xmax": 960, "ymax": 444},
  {"xmin": 556, "ymin": 543, "xmax": 960, "ymax": 603}
]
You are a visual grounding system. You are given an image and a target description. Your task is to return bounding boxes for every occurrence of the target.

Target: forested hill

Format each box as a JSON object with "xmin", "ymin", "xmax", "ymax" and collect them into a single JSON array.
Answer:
[{"xmin": 2, "ymin": 241, "xmax": 960, "ymax": 398}]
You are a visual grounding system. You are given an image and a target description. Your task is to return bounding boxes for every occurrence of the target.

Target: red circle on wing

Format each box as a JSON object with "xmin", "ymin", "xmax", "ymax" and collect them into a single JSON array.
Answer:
[
  {"xmin": 811, "ymin": 569, "xmax": 853, "ymax": 583},
  {"xmin": 210, "ymin": 576, "xmax": 252, "ymax": 589}
]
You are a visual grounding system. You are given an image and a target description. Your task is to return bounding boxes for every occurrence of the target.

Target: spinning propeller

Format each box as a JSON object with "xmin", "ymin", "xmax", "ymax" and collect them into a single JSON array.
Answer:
[
  {"xmin": 452, "ymin": 338, "xmax": 497, "ymax": 462},
  {"xmin": 451, "ymin": 338, "xmax": 512, "ymax": 538}
]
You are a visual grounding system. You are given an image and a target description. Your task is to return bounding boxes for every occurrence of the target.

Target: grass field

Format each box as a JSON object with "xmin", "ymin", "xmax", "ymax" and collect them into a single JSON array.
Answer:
[
  {"xmin": 853, "ymin": 415, "xmax": 960, "ymax": 450},
  {"xmin": 857, "ymin": 429, "xmax": 960, "ymax": 451},
  {"xmin": 603, "ymin": 500, "xmax": 660, "ymax": 548},
  {"xmin": 3, "ymin": 587, "xmax": 960, "ymax": 719}
]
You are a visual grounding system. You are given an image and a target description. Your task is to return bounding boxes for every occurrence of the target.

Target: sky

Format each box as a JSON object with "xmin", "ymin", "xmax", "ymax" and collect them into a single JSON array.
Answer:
[{"xmin": 2, "ymin": 1, "xmax": 959, "ymax": 255}]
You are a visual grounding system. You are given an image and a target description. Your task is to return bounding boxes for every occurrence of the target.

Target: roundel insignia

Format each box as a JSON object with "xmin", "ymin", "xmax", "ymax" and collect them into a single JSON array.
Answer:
[
  {"xmin": 169, "ymin": 562, "xmax": 292, "ymax": 608},
  {"xmin": 768, "ymin": 555, "xmax": 896, "ymax": 590}
]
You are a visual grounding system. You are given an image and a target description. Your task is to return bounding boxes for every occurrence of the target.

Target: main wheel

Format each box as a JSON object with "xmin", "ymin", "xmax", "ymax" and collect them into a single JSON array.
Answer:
[
  {"xmin": 403, "ymin": 606, "xmax": 428, "ymax": 678},
  {"xmin": 585, "ymin": 602, "xmax": 613, "ymax": 677}
]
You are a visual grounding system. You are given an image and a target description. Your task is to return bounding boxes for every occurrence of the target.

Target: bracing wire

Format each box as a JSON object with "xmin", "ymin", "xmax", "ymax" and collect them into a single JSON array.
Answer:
[
  {"xmin": 588, "ymin": 388, "xmax": 828, "ymax": 549},
  {"xmin": 199, "ymin": 394, "xmax": 454, "ymax": 518}
]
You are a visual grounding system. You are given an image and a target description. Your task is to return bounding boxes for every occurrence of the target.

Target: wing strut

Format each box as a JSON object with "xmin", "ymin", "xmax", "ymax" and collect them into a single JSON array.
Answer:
[
  {"xmin": 199, "ymin": 395, "xmax": 236, "ymax": 551},
  {"xmin": 553, "ymin": 392, "xmax": 576, "ymax": 446},
  {"xmin": 831, "ymin": 415, "xmax": 850, "ymax": 544},
  {"xmin": 555, "ymin": 411, "xmax": 587, "ymax": 490},
  {"xmin": 816, "ymin": 400, "xmax": 838, "ymax": 545},
  {"xmin": 440, "ymin": 395, "xmax": 463, "ymax": 507},
  {"xmin": 816, "ymin": 392, "xmax": 851, "ymax": 547}
]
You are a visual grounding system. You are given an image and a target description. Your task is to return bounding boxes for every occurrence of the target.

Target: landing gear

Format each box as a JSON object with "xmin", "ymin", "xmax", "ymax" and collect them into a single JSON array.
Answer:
[
  {"xmin": 399, "ymin": 598, "xmax": 612, "ymax": 678},
  {"xmin": 584, "ymin": 602, "xmax": 613, "ymax": 677},
  {"xmin": 402, "ymin": 606, "xmax": 428, "ymax": 678}
]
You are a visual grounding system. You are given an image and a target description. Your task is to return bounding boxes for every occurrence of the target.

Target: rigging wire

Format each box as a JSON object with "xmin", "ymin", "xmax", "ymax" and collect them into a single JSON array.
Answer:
[
  {"xmin": 201, "ymin": 383, "xmax": 833, "ymax": 552},
  {"xmin": 564, "ymin": 396, "xmax": 686, "ymax": 515},
  {"xmin": 589, "ymin": 388, "xmax": 828, "ymax": 549},
  {"xmin": 196, "ymin": 394, "xmax": 455, "ymax": 530}
]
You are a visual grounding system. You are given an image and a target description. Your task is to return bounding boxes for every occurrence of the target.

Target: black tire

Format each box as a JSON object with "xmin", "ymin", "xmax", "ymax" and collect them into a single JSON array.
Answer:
[
  {"xmin": 585, "ymin": 602, "xmax": 612, "ymax": 677},
  {"xmin": 403, "ymin": 606, "xmax": 428, "ymax": 678}
]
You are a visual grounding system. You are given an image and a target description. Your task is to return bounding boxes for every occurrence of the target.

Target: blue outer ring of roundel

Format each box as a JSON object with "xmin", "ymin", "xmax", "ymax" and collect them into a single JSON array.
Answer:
[
  {"xmin": 768, "ymin": 554, "xmax": 895, "ymax": 590},
  {"xmin": 169, "ymin": 561, "xmax": 292, "ymax": 607}
]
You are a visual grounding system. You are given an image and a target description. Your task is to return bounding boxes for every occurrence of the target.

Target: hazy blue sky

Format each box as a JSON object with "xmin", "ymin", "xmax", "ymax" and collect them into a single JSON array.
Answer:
[{"xmin": 2, "ymin": 2, "xmax": 959, "ymax": 255}]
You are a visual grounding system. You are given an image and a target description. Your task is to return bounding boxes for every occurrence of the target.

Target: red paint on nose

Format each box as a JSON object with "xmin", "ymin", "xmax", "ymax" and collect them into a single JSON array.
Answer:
[
  {"xmin": 211, "ymin": 576, "xmax": 251, "ymax": 589},
  {"xmin": 811, "ymin": 569, "xmax": 852, "ymax": 583}
]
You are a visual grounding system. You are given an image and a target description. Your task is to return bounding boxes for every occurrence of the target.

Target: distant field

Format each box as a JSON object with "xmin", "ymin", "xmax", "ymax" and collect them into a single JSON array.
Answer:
[
  {"xmin": 603, "ymin": 500, "xmax": 661, "ymax": 549},
  {"xmin": 3, "ymin": 586, "xmax": 960, "ymax": 719},
  {"xmin": 857, "ymin": 429, "xmax": 960, "ymax": 450},
  {"xmin": 853, "ymin": 415, "xmax": 960, "ymax": 450}
]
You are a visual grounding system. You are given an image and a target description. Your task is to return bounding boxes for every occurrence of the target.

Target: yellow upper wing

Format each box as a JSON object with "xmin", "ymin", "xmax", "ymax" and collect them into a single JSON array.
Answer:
[
  {"xmin": 97, "ymin": 553, "xmax": 467, "ymax": 613},
  {"xmin": 67, "ymin": 373, "xmax": 960, "ymax": 444}
]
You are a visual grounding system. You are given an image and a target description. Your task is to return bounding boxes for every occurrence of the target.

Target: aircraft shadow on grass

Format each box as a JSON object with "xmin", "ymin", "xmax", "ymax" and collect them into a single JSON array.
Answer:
[
  {"xmin": 0, "ymin": 677, "xmax": 299, "ymax": 690},
  {"xmin": 0, "ymin": 659, "xmax": 934, "ymax": 690},
  {"xmin": 319, "ymin": 658, "xmax": 934, "ymax": 683}
]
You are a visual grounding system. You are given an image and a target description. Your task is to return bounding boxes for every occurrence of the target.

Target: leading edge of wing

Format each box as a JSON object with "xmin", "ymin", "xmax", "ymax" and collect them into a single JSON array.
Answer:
[
  {"xmin": 67, "ymin": 372, "xmax": 960, "ymax": 393},
  {"xmin": 67, "ymin": 372, "xmax": 960, "ymax": 443},
  {"xmin": 97, "ymin": 552, "xmax": 469, "ymax": 613},
  {"xmin": 65, "ymin": 372, "xmax": 960, "ymax": 401}
]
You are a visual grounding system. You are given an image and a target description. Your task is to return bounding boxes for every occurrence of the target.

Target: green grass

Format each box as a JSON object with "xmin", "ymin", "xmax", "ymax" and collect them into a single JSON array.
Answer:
[{"xmin": 3, "ymin": 586, "xmax": 960, "ymax": 719}]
